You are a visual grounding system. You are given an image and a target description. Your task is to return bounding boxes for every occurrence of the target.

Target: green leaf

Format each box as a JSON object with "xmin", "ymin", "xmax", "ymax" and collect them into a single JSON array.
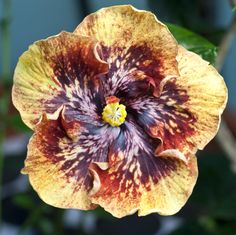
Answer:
[
  {"xmin": 166, "ymin": 23, "xmax": 217, "ymax": 64},
  {"xmin": 233, "ymin": 6, "xmax": 236, "ymax": 11}
]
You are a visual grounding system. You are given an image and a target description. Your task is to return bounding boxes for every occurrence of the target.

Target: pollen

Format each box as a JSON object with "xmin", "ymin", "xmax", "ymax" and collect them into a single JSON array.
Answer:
[{"xmin": 102, "ymin": 96, "xmax": 127, "ymax": 127}]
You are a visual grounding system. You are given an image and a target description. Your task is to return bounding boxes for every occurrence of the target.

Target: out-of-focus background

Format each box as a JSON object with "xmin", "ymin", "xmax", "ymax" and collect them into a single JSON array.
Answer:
[{"xmin": 0, "ymin": 0, "xmax": 236, "ymax": 235}]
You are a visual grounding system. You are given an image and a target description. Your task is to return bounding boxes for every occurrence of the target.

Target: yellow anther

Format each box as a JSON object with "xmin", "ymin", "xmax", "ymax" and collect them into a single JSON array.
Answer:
[{"xmin": 102, "ymin": 97, "xmax": 127, "ymax": 127}]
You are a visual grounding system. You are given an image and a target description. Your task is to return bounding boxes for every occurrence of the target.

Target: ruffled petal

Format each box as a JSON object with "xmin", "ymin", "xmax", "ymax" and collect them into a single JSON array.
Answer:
[
  {"xmin": 75, "ymin": 5, "xmax": 179, "ymax": 97},
  {"xmin": 91, "ymin": 119, "xmax": 198, "ymax": 218},
  {"xmin": 12, "ymin": 32, "xmax": 108, "ymax": 129},
  {"xmin": 176, "ymin": 46, "xmax": 227, "ymax": 150},
  {"xmin": 127, "ymin": 46, "xmax": 227, "ymax": 155},
  {"xmin": 21, "ymin": 113, "xmax": 118, "ymax": 210}
]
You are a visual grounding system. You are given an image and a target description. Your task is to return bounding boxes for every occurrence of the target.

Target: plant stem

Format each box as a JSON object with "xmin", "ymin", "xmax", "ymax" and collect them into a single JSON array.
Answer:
[
  {"xmin": 1, "ymin": 0, "xmax": 11, "ymax": 82},
  {"xmin": 215, "ymin": 12, "xmax": 236, "ymax": 172},
  {"xmin": 0, "ymin": 131, "xmax": 5, "ymax": 227},
  {"xmin": 215, "ymin": 14, "xmax": 236, "ymax": 71},
  {"xmin": 0, "ymin": 0, "xmax": 11, "ymax": 228}
]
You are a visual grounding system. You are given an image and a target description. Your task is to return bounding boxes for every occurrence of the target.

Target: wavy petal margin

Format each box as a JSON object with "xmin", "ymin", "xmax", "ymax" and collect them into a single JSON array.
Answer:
[
  {"xmin": 12, "ymin": 32, "xmax": 108, "ymax": 129},
  {"xmin": 13, "ymin": 5, "xmax": 227, "ymax": 218},
  {"xmin": 90, "ymin": 120, "xmax": 198, "ymax": 218},
  {"xmin": 127, "ymin": 46, "xmax": 227, "ymax": 155},
  {"xmin": 75, "ymin": 5, "xmax": 179, "ymax": 96},
  {"xmin": 176, "ymin": 46, "xmax": 227, "ymax": 151},
  {"xmin": 22, "ymin": 114, "xmax": 96, "ymax": 209},
  {"xmin": 22, "ymin": 112, "xmax": 122, "ymax": 210}
]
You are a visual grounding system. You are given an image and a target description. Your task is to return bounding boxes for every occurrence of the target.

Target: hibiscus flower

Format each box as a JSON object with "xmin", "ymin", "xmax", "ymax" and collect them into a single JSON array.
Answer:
[{"xmin": 12, "ymin": 5, "xmax": 227, "ymax": 218}]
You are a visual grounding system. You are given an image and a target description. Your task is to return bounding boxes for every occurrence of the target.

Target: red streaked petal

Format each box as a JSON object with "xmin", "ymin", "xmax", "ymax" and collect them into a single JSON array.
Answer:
[
  {"xmin": 21, "ymin": 114, "xmax": 96, "ymax": 209},
  {"xmin": 127, "ymin": 46, "xmax": 227, "ymax": 155},
  {"xmin": 98, "ymin": 45, "xmax": 166, "ymax": 98},
  {"xmin": 61, "ymin": 105, "xmax": 105, "ymax": 141},
  {"xmin": 176, "ymin": 46, "xmax": 227, "ymax": 151},
  {"xmin": 21, "ymin": 113, "xmax": 119, "ymax": 210},
  {"xmin": 127, "ymin": 79, "xmax": 196, "ymax": 155},
  {"xmin": 75, "ymin": 5, "xmax": 179, "ymax": 97},
  {"xmin": 12, "ymin": 32, "xmax": 108, "ymax": 129},
  {"xmin": 91, "ymin": 119, "xmax": 198, "ymax": 217}
]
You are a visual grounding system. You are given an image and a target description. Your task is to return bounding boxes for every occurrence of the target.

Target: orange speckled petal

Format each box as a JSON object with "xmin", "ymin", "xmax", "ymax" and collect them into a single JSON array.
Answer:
[
  {"xmin": 21, "ymin": 111, "xmax": 123, "ymax": 210},
  {"xmin": 127, "ymin": 46, "xmax": 227, "ymax": 155},
  {"xmin": 175, "ymin": 46, "xmax": 227, "ymax": 151},
  {"xmin": 91, "ymin": 119, "xmax": 198, "ymax": 218},
  {"xmin": 21, "ymin": 114, "xmax": 96, "ymax": 210},
  {"xmin": 12, "ymin": 32, "xmax": 108, "ymax": 129},
  {"xmin": 74, "ymin": 5, "xmax": 179, "ymax": 96}
]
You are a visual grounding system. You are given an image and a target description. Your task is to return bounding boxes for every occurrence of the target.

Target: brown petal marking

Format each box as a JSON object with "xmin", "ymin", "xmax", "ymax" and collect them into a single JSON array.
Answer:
[
  {"xmin": 91, "ymin": 120, "xmax": 198, "ymax": 218},
  {"xmin": 175, "ymin": 46, "xmax": 227, "ymax": 151},
  {"xmin": 75, "ymin": 5, "xmax": 179, "ymax": 96},
  {"xmin": 127, "ymin": 46, "xmax": 227, "ymax": 156},
  {"xmin": 43, "ymin": 33, "xmax": 108, "ymax": 90},
  {"xmin": 127, "ymin": 78, "xmax": 196, "ymax": 156},
  {"xmin": 21, "ymin": 114, "xmax": 95, "ymax": 209},
  {"xmin": 21, "ymin": 113, "xmax": 117, "ymax": 210},
  {"xmin": 98, "ymin": 44, "xmax": 165, "ymax": 98},
  {"xmin": 12, "ymin": 32, "xmax": 108, "ymax": 129},
  {"xmin": 60, "ymin": 104, "xmax": 105, "ymax": 141}
]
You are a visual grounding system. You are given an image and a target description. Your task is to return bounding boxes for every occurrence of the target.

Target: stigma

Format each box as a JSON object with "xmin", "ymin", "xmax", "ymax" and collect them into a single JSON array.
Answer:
[{"xmin": 102, "ymin": 96, "xmax": 127, "ymax": 127}]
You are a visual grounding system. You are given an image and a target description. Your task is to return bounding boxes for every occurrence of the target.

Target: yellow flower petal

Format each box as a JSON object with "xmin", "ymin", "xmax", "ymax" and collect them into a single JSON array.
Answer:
[
  {"xmin": 12, "ymin": 32, "xmax": 108, "ymax": 129},
  {"xmin": 91, "ymin": 151, "xmax": 197, "ymax": 218},
  {"xmin": 87, "ymin": 119, "xmax": 198, "ymax": 218},
  {"xmin": 22, "ymin": 113, "xmax": 100, "ymax": 210},
  {"xmin": 127, "ymin": 45, "xmax": 227, "ymax": 156},
  {"xmin": 13, "ymin": 5, "xmax": 227, "ymax": 218},
  {"xmin": 75, "ymin": 5, "xmax": 179, "ymax": 96},
  {"xmin": 175, "ymin": 46, "xmax": 227, "ymax": 151}
]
